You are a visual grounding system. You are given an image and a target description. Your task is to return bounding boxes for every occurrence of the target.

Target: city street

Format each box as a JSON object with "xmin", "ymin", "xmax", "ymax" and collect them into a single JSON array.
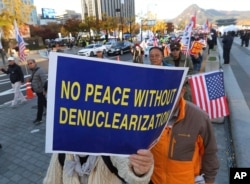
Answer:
[{"xmin": 0, "ymin": 47, "xmax": 149, "ymax": 106}]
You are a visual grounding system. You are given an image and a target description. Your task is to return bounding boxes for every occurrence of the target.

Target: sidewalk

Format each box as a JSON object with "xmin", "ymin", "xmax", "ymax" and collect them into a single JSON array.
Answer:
[
  {"xmin": 0, "ymin": 98, "xmax": 50, "ymax": 183},
  {"xmin": 219, "ymin": 36, "xmax": 250, "ymax": 168}
]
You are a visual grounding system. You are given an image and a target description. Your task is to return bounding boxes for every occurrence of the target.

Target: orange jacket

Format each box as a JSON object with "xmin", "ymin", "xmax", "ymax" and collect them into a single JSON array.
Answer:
[{"xmin": 151, "ymin": 97, "xmax": 219, "ymax": 184}]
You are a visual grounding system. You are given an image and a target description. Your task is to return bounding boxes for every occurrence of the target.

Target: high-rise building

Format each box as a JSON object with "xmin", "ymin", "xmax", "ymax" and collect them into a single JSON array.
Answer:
[
  {"xmin": 0, "ymin": 0, "xmax": 38, "ymax": 25},
  {"xmin": 81, "ymin": 0, "xmax": 135, "ymax": 20}
]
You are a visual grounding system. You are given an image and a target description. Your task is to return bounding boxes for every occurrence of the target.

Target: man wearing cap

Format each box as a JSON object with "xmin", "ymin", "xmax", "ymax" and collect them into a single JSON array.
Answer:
[
  {"xmin": 1, "ymin": 57, "xmax": 26, "ymax": 107},
  {"xmin": 163, "ymin": 42, "xmax": 193, "ymax": 75},
  {"xmin": 163, "ymin": 42, "xmax": 193, "ymax": 101}
]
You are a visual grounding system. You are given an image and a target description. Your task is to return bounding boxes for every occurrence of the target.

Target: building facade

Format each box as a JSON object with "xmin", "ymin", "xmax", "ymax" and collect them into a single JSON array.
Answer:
[
  {"xmin": 81, "ymin": 0, "xmax": 135, "ymax": 20},
  {"xmin": 216, "ymin": 19, "xmax": 237, "ymax": 26},
  {"xmin": 0, "ymin": 0, "xmax": 38, "ymax": 25},
  {"xmin": 56, "ymin": 10, "xmax": 82, "ymax": 24}
]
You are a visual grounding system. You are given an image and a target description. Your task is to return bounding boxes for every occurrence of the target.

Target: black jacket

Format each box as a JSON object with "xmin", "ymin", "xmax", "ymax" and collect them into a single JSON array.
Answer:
[
  {"xmin": 1, "ymin": 63, "xmax": 24, "ymax": 84},
  {"xmin": 222, "ymin": 34, "xmax": 233, "ymax": 49}
]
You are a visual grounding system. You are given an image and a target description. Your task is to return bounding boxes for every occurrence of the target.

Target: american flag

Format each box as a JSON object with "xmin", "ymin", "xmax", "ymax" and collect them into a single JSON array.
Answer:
[
  {"xmin": 14, "ymin": 20, "xmax": 26, "ymax": 62},
  {"xmin": 188, "ymin": 71, "xmax": 230, "ymax": 119}
]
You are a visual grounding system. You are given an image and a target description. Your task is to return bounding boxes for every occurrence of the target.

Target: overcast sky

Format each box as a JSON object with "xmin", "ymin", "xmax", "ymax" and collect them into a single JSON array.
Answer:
[{"xmin": 34, "ymin": 0, "xmax": 250, "ymax": 19}]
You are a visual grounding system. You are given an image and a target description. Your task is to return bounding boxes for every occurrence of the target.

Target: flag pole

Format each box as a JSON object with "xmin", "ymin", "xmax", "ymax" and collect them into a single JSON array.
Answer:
[
  {"xmin": 184, "ymin": 20, "xmax": 193, "ymax": 67},
  {"xmin": 23, "ymin": 58, "xmax": 28, "ymax": 76}
]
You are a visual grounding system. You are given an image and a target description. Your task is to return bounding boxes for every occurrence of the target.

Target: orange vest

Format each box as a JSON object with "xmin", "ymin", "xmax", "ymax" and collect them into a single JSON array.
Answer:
[{"xmin": 151, "ymin": 98, "xmax": 204, "ymax": 184}]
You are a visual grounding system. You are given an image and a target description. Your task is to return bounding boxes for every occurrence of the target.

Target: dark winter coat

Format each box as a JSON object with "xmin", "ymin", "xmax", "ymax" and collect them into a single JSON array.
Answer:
[{"xmin": 1, "ymin": 63, "xmax": 24, "ymax": 84}]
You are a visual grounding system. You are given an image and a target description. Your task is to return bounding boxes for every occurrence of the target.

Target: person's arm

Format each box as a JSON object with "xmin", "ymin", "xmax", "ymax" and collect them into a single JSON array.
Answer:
[
  {"xmin": 200, "ymin": 117, "xmax": 220, "ymax": 183},
  {"xmin": 111, "ymin": 149, "xmax": 154, "ymax": 184},
  {"xmin": 39, "ymin": 68, "xmax": 48, "ymax": 86},
  {"xmin": 1, "ymin": 67, "xmax": 8, "ymax": 74}
]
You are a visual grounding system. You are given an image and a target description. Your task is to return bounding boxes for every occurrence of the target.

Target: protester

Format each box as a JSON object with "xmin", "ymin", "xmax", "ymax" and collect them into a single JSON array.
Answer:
[
  {"xmin": 131, "ymin": 44, "xmax": 143, "ymax": 63},
  {"xmin": 162, "ymin": 42, "xmax": 170, "ymax": 57},
  {"xmin": 27, "ymin": 59, "xmax": 47, "ymax": 124},
  {"xmin": 163, "ymin": 42, "xmax": 193, "ymax": 75},
  {"xmin": 207, "ymin": 33, "xmax": 215, "ymax": 54},
  {"xmin": 163, "ymin": 42, "xmax": 193, "ymax": 101},
  {"xmin": 149, "ymin": 50, "xmax": 219, "ymax": 183},
  {"xmin": 222, "ymin": 31, "xmax": 234, "ymax": 64},
  {"xmin": 244, "ymin": 30, "xmax": 250, "ymax": 47},
  {"xmin": 149, "ymin": 47, "xmax": 171, "ymax": 66},
  {"xmin": 140, "ymin": 39, "xmax": 147, "ymax": 53},
  {"xmin": 147, "ymin": 72, "xmax": 218, "ymax": 184},
  {"xmin": 43, "ymin": 149, "xmax": 154, "ymax": 184},
  {"xmin": 1, "ymin": 57, "xmax": 26, "ymax": 108},
  {"xmin": 190, "ymin": 52, "xmax": 202, "ymax": 73},
  {"xmin": 96, "ymin": 50, "xmax": 104, "ymax": 58},
  {"xmin": 240, "ymin": 30, "xmax": 246, "ymax": 47}
]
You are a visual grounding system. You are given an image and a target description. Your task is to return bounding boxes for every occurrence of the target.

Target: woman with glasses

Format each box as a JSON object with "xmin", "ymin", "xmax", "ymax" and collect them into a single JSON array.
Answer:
[{"xmin": 148, "ymin": 47, "xmax": 171, "ymax": 66}]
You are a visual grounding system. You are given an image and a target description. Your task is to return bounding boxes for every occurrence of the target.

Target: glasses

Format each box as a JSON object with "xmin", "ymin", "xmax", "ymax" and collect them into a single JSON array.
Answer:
[
  {"xmin": 171, "ymin": 48, "xmax": 180, "ymax": 52},
  {"xmin": 27, "ymin": 63, "xmax": 33, "ymax": 65}
]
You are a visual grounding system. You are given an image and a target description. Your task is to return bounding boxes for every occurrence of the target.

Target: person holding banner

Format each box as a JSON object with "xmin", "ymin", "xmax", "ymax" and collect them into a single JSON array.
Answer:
[
  {"xmin": 148, "ymin": 86, "xmax": 219, "ymax": 184},
  {"xmin": 43, "ymin": 149, "xmax": 154, "ymax": 184}
]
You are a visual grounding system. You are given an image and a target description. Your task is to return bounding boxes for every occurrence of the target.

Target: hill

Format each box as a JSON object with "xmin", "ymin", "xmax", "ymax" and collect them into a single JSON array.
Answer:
[{"xmin": 168, "ymin": 4, "xmax": 250, "ymax": 26}]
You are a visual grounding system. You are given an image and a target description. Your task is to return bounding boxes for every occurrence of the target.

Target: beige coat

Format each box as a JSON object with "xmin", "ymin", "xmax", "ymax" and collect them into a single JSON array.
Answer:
[{"xmin": 43, "ymin": 154, "xmax": 153, "ymax": 184}]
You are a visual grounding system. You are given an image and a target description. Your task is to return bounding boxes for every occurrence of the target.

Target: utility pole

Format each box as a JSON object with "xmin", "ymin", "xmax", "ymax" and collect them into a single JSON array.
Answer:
[
  {"xmin": 120, "ymin": 2, "xmax": 123, "ymax": 40},
  {"xmin": 141, "ymin": 19, "xmax": 143, "ymax": 41}
]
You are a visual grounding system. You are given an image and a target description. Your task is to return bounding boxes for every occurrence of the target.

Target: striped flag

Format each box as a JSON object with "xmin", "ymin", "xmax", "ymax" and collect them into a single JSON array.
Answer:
[
  {"xmin": 14, "ymin": 20, "xmax": 26, "ymax": 62},
  {"xmin": 188, "ymin": 71, "xmax": 230, "ymax": 119},
  {"xmin": 191, "ymin": 12, "xmax": 196, "ymax": 29},
  {"xmin": 180, "ymin": 18, "xmax": 193, "ymax": 55},
  {"xmin": 202, "ymin": 19, "xmax": 209, "ymax": 33}
]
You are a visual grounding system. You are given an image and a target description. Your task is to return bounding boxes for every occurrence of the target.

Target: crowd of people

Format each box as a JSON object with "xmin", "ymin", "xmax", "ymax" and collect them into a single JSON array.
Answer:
[
  {"xmin": 0, "ymin": 30, "xmax": 222, "ymax": 184},
  {"xmin": 41, "ymin": 35, "xmax": 220, "ymax": 184}
]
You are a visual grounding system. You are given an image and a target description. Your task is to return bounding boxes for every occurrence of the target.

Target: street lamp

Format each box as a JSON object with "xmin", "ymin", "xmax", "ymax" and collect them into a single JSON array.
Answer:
[
  {"xmin": 115, "ymin": 8, "xmax": 123, "ymax": 40},
  {"xmin": 141, "ymin": 19, "xmax": 143, "ymax": 41}
]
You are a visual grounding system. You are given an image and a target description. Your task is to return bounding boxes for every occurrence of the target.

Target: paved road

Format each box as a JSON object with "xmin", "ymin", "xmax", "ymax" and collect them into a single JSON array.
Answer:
[{"xmin": 0, "ymin": 48, "xmax": 145, "ymax": 106}]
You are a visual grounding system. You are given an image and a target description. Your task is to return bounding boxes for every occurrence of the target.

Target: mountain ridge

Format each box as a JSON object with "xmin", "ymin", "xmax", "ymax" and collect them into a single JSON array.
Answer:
[{"xmin": 168, "ymin": 4, "xmax": 250, "ymax": 26}]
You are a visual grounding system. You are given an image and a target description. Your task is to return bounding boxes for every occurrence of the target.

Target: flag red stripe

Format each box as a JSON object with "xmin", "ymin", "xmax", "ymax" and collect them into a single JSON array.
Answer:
[{"xmin": 188, "ymin": 72, "xmax": 229, "ymax": 119}]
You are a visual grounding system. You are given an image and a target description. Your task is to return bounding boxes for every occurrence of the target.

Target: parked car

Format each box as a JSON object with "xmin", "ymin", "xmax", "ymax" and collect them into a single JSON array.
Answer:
[
  {"xmin": 107, "ymin": 41, "xmax": 134, "ymax": 55},
  {"xmin": 103, "ymin": 41, "xmax": 116, "ymax": 51},
  {"xmin": 77, "ymin": 44, "xmax": 106, "ymax": 57}
]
